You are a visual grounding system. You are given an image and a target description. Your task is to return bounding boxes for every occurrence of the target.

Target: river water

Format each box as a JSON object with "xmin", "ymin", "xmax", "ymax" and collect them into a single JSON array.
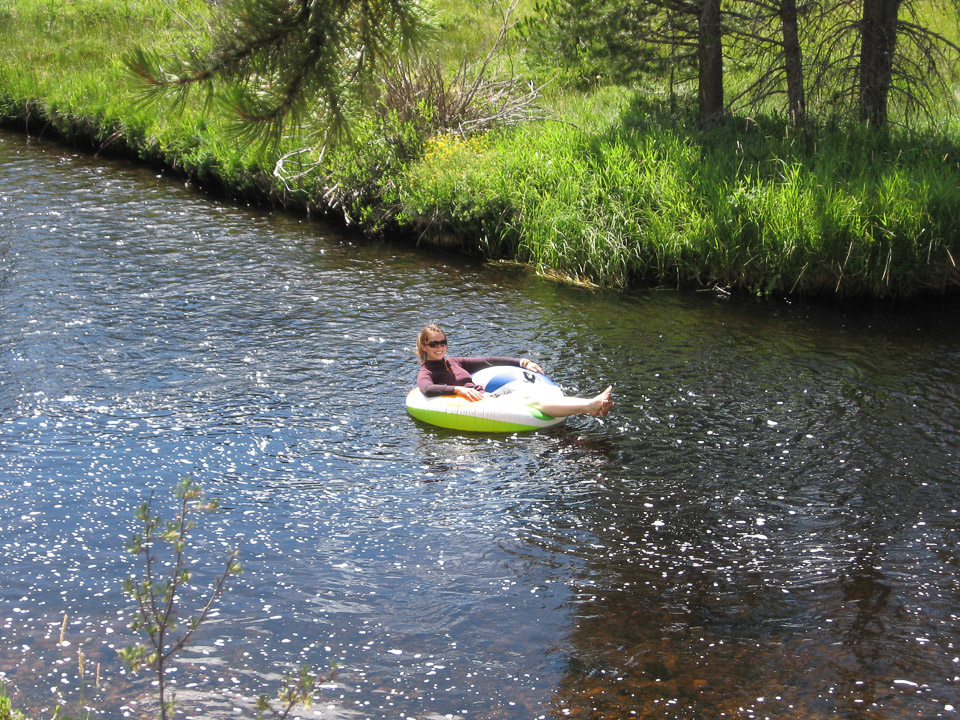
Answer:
[{"xmin": 1, "ymin": 129, "xmax": 959, "ymax": 720}]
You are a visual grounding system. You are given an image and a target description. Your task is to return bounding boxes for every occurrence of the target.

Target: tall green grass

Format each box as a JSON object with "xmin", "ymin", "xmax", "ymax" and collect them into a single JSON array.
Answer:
[
  {"xmin": 395, "ymin": 100, "xmax": 960, "ymax": 296},
  {"xmin": 1, "ymin": 0, "xmax": 178, "ymax": 129},
  {"xmin": 0, "ymin": 0, "xmax": 280, "ymax": 195}
]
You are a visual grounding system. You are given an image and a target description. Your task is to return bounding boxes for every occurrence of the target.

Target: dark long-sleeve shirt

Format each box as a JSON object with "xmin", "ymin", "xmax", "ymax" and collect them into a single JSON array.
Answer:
[{"xmin": 417, "ymin": 356, "xmax": 522, "ymax": 396}]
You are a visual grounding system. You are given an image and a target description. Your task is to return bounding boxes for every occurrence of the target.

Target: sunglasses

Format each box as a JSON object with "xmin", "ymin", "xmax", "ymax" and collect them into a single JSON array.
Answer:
[{"xmin": 425, "ymin": 339, "xmax": 448, "ymax": 348}]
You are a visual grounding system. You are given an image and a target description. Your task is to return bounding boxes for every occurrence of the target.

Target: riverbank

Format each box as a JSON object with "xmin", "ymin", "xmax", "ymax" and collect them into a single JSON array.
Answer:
[{"xmin": 2, "ymin": 0, "xmax": 959, "ymax": 299}]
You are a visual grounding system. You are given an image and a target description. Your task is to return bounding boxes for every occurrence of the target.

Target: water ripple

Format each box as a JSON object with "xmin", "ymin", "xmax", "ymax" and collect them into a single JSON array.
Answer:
[{"xmin": 2, "ymin": 132, "xmax": 960, "ymax": 720}]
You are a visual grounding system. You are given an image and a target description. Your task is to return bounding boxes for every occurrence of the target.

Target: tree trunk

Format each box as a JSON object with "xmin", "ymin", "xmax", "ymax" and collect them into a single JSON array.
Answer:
[
  {"xmin": 697, "ymin": 0, "xmax": 724, "ymax": 123},
  {"xmin": 859, "ymin": 0, "xmax": 902, "ymax": 128},
  {"xmin": 779, "ymin": 0, "xmax": 805, "ymax": 126}
]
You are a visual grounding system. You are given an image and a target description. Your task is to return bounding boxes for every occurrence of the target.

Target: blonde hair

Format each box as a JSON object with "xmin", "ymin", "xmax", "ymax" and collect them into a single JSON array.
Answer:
[{"xmin": 415, "ymin": 324, "xmax": 447, "ymax": 363}]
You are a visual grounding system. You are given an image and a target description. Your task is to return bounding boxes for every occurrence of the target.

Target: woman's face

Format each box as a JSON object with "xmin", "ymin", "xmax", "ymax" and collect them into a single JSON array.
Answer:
[{"xmin": 423, "ymin": 331, "xmax": 448, "ymax": 362}]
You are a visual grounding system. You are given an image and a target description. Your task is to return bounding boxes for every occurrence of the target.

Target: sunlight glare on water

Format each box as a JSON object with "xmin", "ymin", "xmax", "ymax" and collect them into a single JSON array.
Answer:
[{"xmin": 1, "ymin": 131, "xmax": 960, "ymax": 720}]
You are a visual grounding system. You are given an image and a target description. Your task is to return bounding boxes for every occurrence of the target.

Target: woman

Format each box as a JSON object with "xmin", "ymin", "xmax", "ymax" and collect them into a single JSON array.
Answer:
[{"xmin": 415, "ymin": 324, "xmax": 613, "ymax": 418}]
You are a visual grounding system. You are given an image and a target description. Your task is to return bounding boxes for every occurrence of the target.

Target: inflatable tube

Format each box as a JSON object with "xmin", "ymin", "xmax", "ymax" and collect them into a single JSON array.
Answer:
[{"xmin": 406, "ymin": 365, "xmax": 566, "ymax": 432}]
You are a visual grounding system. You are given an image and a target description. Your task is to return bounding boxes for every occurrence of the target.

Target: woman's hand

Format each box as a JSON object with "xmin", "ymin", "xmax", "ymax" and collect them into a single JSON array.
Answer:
[
  {"xmin": 520, "ymin": 358, "xmax": 544, "ymax": 374},
  {"xmin": 454, "ymin": 386, "xmax": 485, "ymax": 402}
]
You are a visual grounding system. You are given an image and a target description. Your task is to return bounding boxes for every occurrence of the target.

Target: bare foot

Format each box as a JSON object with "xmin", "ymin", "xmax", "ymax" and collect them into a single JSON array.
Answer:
[
  {"xmin": 598, "ymin": 386, "xmax": 613, "ymax": 416},
  {"xmin": 588, "ymin": 386, "xmax": 613, "ymax": 417}
]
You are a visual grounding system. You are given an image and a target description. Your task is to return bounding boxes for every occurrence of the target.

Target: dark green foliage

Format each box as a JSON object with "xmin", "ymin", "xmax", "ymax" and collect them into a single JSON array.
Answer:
[
  {"xmin": 126, "ymin": 0, "xmax": 434, "ymax": 150},
  {"xmin": 521, "ymin": 0, "xmax": 960, "ymax": 128},
  {"xmin": 519, "ymin": 1, "xmax": 671, "ymax": 87}
]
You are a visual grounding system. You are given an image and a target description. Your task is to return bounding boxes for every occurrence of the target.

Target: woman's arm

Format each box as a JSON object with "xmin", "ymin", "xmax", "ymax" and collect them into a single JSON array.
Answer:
[
  {"xmin": 418, "ymin": 356, "xmax": 546, "ymax": 398},
  {"xmin": 460, "ymin": 356, "xmax": 544, "ymax": 374}
]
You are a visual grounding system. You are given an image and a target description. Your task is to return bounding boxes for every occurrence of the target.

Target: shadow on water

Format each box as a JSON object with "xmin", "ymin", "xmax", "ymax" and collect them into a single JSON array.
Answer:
[
  {"xmin": 2, "ymin": 131, "xmax": 960, "ymax": 720},
  {"xmin": 512, "ymin": 293, "xmax": 960, "ymax": 719}
]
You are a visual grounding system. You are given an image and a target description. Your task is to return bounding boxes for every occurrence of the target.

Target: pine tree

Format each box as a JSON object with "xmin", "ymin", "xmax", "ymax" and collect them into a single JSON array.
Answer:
[{"xmin": 126, "ymin": 0, "xmax": 434, "ymax": 148}]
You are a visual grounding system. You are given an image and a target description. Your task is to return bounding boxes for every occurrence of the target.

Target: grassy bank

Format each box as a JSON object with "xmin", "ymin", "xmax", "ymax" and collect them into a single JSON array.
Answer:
[
  {"xmin": 2, "ymin": 0, "xmax": 959, "ymax": 298},
  {"xmin": 397, "ymin": 107, "xmax": 960, "ymax": 295}
]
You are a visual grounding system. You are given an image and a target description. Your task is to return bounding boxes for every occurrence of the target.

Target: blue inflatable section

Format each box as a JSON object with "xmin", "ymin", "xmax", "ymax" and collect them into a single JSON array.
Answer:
[{"xmin": 472, "ymin": 365, "xmax": 559, "ymax": 394}]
